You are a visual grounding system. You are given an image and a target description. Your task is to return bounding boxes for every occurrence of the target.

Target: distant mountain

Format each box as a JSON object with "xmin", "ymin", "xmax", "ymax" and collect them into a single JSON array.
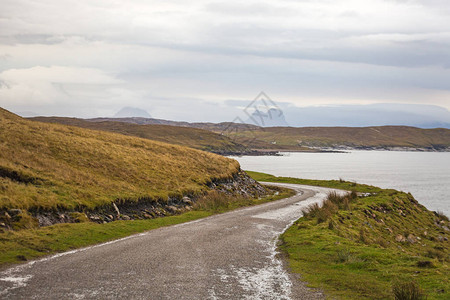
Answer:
[
  {"xmin": 114, "ymin": 107, "xmax": 151, "ymax": 118},
  {"xmin": 282, "ymin": 103, "xmax": 450, "ymax": 129}
]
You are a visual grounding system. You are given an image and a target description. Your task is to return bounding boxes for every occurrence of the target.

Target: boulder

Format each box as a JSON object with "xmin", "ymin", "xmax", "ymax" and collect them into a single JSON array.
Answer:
[
  {"xmin": 182, "ymin": 197, "xmax": 193, "ymax": 205},
  {"xmin": 167, "ymin": 206, "xmax": 178, "ymax": 213},
  {"xmin": 8, "ymin": 209, "xmax": 22, "ymax": 216},
  {"xmin": 395, "ymin": 234, "xmax": 406, "ymax": 242},
  {"xmin": 407, "ymin": 234, "xmax": 417, "ymax": 244},
  {"xmin": 142, "ymin": 213, "xmax": 152, "ymax": 219}
]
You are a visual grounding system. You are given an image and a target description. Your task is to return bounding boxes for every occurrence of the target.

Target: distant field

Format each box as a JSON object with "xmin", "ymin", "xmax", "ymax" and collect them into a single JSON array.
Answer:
[{"xmin": 1, "ymin": 108, "xmax": 240, "ymax": 211}]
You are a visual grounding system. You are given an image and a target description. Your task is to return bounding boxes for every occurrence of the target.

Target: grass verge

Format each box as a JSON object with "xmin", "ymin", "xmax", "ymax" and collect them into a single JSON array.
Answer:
[
  {"xmin": 248, "ymin": 171, "xmax": 449, "ymax": 299},
  {"xmin": 0, "ymin": 185, "xmax": 294, "ymax": 269}
]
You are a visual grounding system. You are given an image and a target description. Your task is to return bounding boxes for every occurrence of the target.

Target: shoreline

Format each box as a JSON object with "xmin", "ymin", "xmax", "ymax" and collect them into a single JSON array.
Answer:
[{"xmin": 224, "ymin": 146, "xmax": 450, "ymax": 156}]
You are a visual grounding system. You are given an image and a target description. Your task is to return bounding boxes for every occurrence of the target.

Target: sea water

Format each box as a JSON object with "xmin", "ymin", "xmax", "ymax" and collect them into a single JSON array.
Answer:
[{"xmin": 230, "ymin": 151, "xmax": 450, "ymax": 216}]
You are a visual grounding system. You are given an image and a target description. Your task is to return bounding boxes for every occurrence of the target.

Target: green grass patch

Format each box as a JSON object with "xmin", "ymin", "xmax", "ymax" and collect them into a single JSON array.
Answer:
[
  {"xmin": 246, "ymin": 170, "xmax": 381, "ymax": 193},
  {"xmin": 254, "ymin": 171, "xmax": 449, "ymax": 299}
]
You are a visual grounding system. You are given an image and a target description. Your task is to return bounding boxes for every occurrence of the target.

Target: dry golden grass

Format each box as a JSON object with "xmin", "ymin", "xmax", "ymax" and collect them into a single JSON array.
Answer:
[
  {"xmin": 32, "ymin": 117, "xmax": 247, "ymax": 154},
  {"xmin": 0, "ymin": 108, "xmax": 240, "ymax": 210}
]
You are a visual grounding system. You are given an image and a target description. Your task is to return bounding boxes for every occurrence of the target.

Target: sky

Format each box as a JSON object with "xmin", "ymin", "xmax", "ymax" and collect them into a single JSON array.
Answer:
[{"xmin": 1, "ymin": 0, "xmax": 450, "ymax": 124}]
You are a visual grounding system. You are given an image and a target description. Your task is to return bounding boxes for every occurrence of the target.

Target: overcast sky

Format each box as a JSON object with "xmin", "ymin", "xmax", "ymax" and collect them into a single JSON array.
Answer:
[{"xmin": 1, "ymin": 0, "xmax": 450, "ymax": 122}]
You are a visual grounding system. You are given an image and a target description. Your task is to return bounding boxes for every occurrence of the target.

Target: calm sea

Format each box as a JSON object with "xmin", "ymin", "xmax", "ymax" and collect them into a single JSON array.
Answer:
[{"xmin": 230, "ymin": 151, "xmax": 450, "ymax": 216}]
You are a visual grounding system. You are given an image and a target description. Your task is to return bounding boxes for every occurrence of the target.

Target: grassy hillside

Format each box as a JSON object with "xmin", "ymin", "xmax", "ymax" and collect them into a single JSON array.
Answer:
[
  {"xmin": 31, "ymin": 117, "xmax": 248, "ymax": 154},
  {"xmin": 249, "ymin": 172, "xmax": 449, "ymax": 299},
  {"xmin": 0, "ymin": 108, "xmax": 240, "ymax": 211},
  {"xmin": 222, "ymin": 126, "xmax": 450, "ymax": 150},
  {"xmin": 65, "ymin": 117, "xmax": 450, "ymax": 151}
]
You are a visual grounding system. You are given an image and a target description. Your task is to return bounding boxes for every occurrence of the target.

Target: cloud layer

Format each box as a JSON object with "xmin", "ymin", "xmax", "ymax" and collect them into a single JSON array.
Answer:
[{"xmin": 0, "ymin": 0, "xmax": 449, "ymax": 121}]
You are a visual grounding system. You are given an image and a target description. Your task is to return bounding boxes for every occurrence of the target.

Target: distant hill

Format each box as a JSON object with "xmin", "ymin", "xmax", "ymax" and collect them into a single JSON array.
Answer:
[
  {"xmin": 114, "ymin": 107, "xmax": 151, "ymax": 118},
  {"xmin": 0, "ymin": 108, "xmax": 240, "ymax": 211},
  {"xmin": 230, "ymin": 126, "xmax": 450, "ymax": 151},
  {"xmin": 31, "ymin": 116, "xmax": 450, "ymax": 152},
  {"xmin": 31, "ymin": 117, "xmax": 249, "ymax": 155}
]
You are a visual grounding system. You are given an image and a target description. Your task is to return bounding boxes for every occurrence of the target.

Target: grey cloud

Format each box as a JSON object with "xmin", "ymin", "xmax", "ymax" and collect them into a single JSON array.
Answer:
[{"xmin": 1, "ymin": 0, "xmax": 450, "ymax": 121}]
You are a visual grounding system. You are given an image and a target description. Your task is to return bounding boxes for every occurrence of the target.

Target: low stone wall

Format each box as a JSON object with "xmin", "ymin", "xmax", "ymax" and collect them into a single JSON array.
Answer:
[{"xmin": 0, "ymin": 170, "xmax": 266, "ymax": 229}]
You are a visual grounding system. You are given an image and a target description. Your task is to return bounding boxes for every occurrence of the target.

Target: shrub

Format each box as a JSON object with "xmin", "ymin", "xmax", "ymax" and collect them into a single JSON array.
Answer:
[
  {"xmin": 302, "ymin": 203, "xmax": 321, "ymax": 219},
  {"xmin": 326, "ymin": 191, "xmax": 356, "ymax": 210},
  {"xmin": 416, "ymin": 261, "xmax": 434, "ymax": 268},
  {"xmin": 392, "ymin": 280, "xmax": 426, "ymax": 300},
  {"xmin": 336, "ymin": 249, "xmax": 352, "ymax": 263}
]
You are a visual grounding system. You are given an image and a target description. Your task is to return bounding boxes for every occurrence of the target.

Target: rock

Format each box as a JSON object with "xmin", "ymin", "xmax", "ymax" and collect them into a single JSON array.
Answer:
[
  {"xmin": 385, "ymin": 227, "xmax": 393, "ymax": 234},
  {"xmin": 167, "ymin": 206, "xmax": 178, "ymax": 213},
  {"xmin": 8, "ymin": 209, "xmax": 22, "ymax": 216},
  {"xmin": 89, "ymin": 215, "xmax": 102, "ymax": 222},
  {"xmin": 437, "ymin": 235, "xmax": 445, "ymax": 242},
  {"xmin": 182, "ymin": 197, "xmax": 193, "ymax": 205},
  {"xmin": 37, "ymin": 215, "xmax": 53, "ymax": 227},
  {"xmin": 0, "ymin": 222, "xmax": 6, "ymax": 227},
  {"xmin": 59, "ymin": 214, "xmax": 66, "ymax": 220},
  {"xmin": 423, "ymin": 231, "xmax": 428, "ymax": 236},
  {"xmin": 4, "ymin": 212, "xmax": 11, "ymax": 220},
  {"xmin": 407, "ymin": 234, "xmax": 417, "ymax": 244},
  {"xmin": 108, "ymin": 215, "xmax": 114, "ymax": 220},
  {"xmin": 121, "ymin": 215, "xmax": 131, "ymax": 220},
  {"xmin": 395, "ymin": 234, "xmax": 406, "ymax": 242},
  {"xmin": 443, "ymin": 226, "xmax": 449, "ymax": 232},
  {"xmin": 142, "ymin": 213, "xmax": 152, "ymax": 219}
]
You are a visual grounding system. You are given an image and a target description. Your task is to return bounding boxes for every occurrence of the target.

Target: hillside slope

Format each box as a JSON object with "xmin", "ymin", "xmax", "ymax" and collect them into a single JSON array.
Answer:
[
  {"xmin": 0, "ymin": 108, "xmax": 241, "ymax": 211},
  {"xmin": 31, "ymin": 117, "xmax": 248, "ymax": 154},
  {"xmin": 224, "ymin": 125, "xmax": 450, "ymax": 151}
]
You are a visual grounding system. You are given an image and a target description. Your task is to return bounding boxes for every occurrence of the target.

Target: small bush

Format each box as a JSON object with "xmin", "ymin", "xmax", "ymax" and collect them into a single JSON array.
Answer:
[
  {"xmin": 11, "ymin": 212, "xmax": 39, "ymax": 230},
  {"xmin": 326, "ymin": 191, "xmax": 355, "ymax": 210},
  {"xmin": 392, "ymin": 280, "xmax": 426, "ymax": 300},
  {"xmin": 69, "ymin": 212, "xmax": 90, "ymax": 223},
  {"xmin": 328, "ymin": 220, "xmax": 334, "ymax": 230},
  {"xmin": 336, "ymin": 249, "xmax": 352, "ymax": 263},
  {"xmin": 375, "ymin": 237, "xmax": 388, "ymax": 248},
  {"xmin": 417, "ymin": 261, "xmax": 434, "ymax": 268},
  {"xmin": 302, "ymin": 203, "xmax": 321, "ymax": 219}
]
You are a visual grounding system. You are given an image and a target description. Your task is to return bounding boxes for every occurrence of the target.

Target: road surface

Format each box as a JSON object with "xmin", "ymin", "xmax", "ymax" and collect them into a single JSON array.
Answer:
[{"xmin": 0, "ymin": 183, "xmax": 345, "ymax": 299}]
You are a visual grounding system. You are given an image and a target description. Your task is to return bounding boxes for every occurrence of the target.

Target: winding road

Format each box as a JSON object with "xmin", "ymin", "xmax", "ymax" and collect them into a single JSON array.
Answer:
[{"xmin": 0, "ymin": 183, "xmax": 345, "ymax": 299}]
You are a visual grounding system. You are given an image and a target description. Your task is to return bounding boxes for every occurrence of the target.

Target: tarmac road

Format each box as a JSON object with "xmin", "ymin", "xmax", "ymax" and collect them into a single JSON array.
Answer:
[{"xmin": 0, "ymin": 183, "xmax": 345, "ymax": 299}]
